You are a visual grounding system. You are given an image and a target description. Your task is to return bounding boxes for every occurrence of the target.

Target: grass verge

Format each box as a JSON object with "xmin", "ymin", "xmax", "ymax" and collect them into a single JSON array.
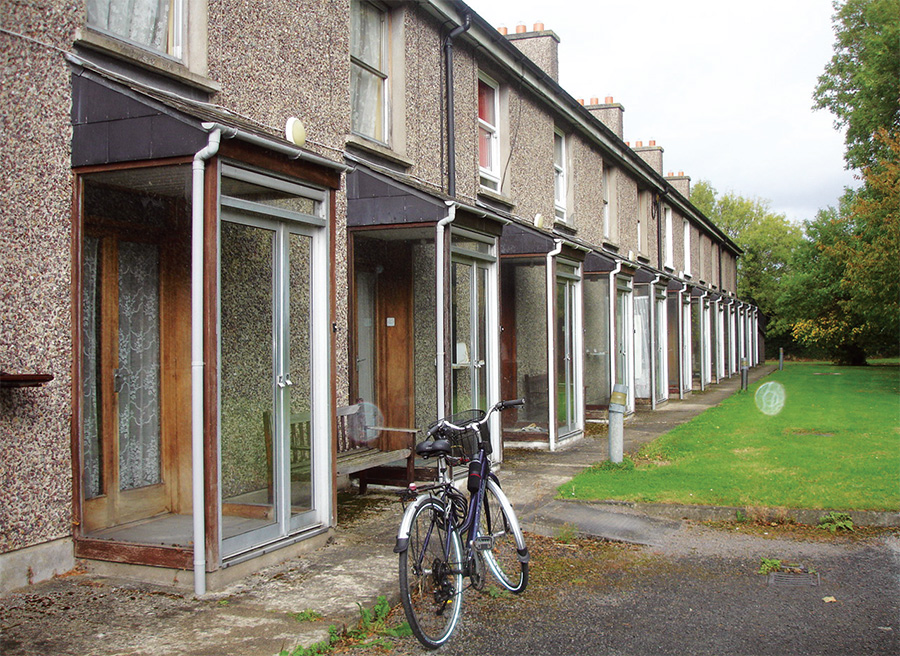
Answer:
[{"xmin": 563, "ymin": 363, "xmax": 899, "ymax": 511}]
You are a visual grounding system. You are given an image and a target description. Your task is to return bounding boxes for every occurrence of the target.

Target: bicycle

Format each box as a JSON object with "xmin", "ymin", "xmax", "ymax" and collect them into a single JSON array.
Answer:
[{"xmin": 393, "ymin": 399, "xmax": 529, "ymax": 649}]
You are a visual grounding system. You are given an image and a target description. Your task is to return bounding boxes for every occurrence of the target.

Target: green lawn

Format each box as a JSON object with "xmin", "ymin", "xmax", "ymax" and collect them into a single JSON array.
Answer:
[{"xmin": 564, "ymin": 363, "xmax": 900, "ymax": 511}]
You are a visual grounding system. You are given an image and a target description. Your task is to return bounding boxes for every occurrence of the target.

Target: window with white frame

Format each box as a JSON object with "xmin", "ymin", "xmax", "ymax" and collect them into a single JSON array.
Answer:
[
  {"xmin": 638, "ymin": 190, "xmax": 651, "ymax": 255},
  {"xmin": 554, "ymin": 130, "xmax": 567, "ymax": 222},
  {"xmin": 87, "ymin": 0, "xmax": 184, "ymax": 58},
  {"xmin": 664, "ymin": 206, "xmax": 673, "ymax": 268},
  {"xmin": 602, "ymin": 166, "xmax": 610, "ymax": 239},
  {"xmin": 478, "ymin": 74, "xmax": 501, "ymax": 191},
  {"xmin": 351, "ymin": 0, "xmax": 389, "ymax": 143},
  {"xmin": 683, "ymin": 219, "xmax": 692, "ymax": 276}
]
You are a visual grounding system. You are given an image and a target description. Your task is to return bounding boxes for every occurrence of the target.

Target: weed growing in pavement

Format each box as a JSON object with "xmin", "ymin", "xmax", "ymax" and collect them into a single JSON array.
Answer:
[
  {"xmin": 279, "ymin": 596, "xmax": 411, "ymax": 656},
  {"xmin": 484, "ymin": 585, "xmax": 514, "ymax": 599},
  {"xmin": 758, "ymin": 558, "xmax": 782, "ymax": 575},
  {"xmin": 291, "ymin": 609, "xmax": 324, "ymax": 622},
  {"xmin": 555, "ymin": 522, "xmax": 579, "ymax": 544},
  {"xmin": 818, "ymin": 511, "xmax": 855, "ymax": 533}
]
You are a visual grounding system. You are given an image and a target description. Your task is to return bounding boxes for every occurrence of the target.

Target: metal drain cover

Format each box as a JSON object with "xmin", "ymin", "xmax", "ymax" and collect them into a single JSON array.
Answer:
[{"xmin": 768, "ymin": 572, "xmax": 821, "ymax": 587}]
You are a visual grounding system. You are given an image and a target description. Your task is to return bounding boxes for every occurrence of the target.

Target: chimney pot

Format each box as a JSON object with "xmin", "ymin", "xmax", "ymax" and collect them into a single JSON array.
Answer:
[
  {"xmin": 678, "ymin": 171, "xmax": 684, "ymax": 176},
  {"xmin": 605, "ymin": 96, "xmax": 614, "ymax": 104},
  {"xmin": 667, "ymin": 171, "xmax": 674, "ymax": 177},
  {"xmin": 577, "ymin": 98, "xmax": 585, "ymax": 105},
  {"xmin": 498, "ymin": 25, "xmax": 508, "ymax": 35},
  {"xmin": 635, "ymin": 140, "xmax": 643, "ymax": 147},
  {"xmin": 625, "ymin": 141, "xmax": 631, "ymax": 147},
  {"xmin": 533, "ymin": 22, "xmax": 544, "ymax": 31},
  {"xmin": 516, "ymin": 22, "xmax": 527, "ymax": 33},
  {"xmin": 649, "ymin": 140, "xmax": 656, "ymax": 146},
  {"xmin": 590, "ymin": 97, "xmax": 599, "ymax": 105}
]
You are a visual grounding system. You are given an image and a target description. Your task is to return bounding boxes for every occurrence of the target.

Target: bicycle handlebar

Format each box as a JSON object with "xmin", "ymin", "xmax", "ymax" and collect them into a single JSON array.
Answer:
[{"xmin": 426, "ymin": 398, "xmax": 525, "ymax": 437}]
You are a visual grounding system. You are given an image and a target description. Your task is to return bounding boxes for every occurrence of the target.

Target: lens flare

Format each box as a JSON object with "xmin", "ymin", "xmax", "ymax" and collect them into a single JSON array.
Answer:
[{"xmin": 754, "ymin": 381, "xmax": 786, "ymax": 416}]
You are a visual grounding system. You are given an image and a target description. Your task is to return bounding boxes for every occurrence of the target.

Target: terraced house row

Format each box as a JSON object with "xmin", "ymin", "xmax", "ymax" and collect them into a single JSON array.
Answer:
[{"xmin": 1, "ymin": 0, "xmax": 762, "ymax": 595}]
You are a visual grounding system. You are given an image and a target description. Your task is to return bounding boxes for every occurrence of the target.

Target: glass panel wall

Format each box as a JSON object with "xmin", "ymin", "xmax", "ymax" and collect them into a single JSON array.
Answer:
[
  {"xmin": 583, "ymin": 275, "xmax": 610, "ymax": 416},
  {"xmin": 500, "ymin": 258, "xmax": 549, "ymax": 444}
]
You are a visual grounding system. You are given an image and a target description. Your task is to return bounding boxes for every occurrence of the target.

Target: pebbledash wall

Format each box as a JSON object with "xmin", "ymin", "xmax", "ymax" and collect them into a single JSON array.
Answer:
[{"xmin": 1, "ymin": 2, "xmax": 82, "ymax": 588}]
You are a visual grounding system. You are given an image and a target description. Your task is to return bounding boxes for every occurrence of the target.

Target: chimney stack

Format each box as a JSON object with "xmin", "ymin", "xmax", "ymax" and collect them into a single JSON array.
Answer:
[
  {"xmin": 666, "ymin": 171, "xmax": 691, "ymax": 199},
  {"xmin": 504, "ymin": 21, "xmax": 561, "ymax": 82},
  {"xmin": 585, "ymin": 96, "xmax": 625, "ymax": 139},
  {"xmin": 633, "ymin": 139, "xmax": 664, "ymax": 174}
]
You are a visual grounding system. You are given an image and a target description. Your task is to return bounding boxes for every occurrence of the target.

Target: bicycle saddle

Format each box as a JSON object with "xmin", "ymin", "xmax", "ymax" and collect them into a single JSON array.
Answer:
[{"xmin": 415, "ymin": 439, "xmax": 452, "ymax": 458}]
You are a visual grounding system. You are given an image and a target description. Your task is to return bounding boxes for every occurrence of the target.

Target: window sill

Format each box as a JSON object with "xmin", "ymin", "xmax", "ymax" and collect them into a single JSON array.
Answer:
[
  {"xmin": 75, "ymin": 28, "xmax": 221, "ymax": 94},
  {"xmin": 345, "ymin": 134, "xmax": 413, "ymax": 170},
  {"xmin": 601, "ymin": 239, "xmax": 619, "ymax": 252},
  {"xmin": 477, "ymin": 186, "xmax": 515, "ymax": 209}
]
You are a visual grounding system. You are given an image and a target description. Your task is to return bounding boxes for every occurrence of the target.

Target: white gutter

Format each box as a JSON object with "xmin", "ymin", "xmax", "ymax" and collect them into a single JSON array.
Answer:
[
  {"xmin": 200, "ymin": 122, "xmax": 348, "ymax": 171},
  {"xmin": 190, "ymin": 127, "xmax": 228, "ymax": 597},
  {"xmin": 546, "ymin": 239, "xmax": 563, "ymax": 451},
  {"xmin": 436, "ymin": 202, "xmax": 457, "ymax": 418}
]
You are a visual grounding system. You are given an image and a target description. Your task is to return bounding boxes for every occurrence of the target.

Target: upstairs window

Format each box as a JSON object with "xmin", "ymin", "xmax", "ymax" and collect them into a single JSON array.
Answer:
[
  {"xmin": 601, "ymin": 166, "xmax": 611, "ymax": 239},
  {"xmin": 683, "ymin": 219, "xmax": 692, "ymax": 276},
  {"xmin": 554, "ymin": 130, "xmax": 567, "ymax": 222},
  {"xmin": 638, "ymin": 191, "xmax": 651, "ymax": 255},
  {"xmin": 351, "ymin": 0, "xmax": 389, "ymax": 143},
  {"xmin": 87, "ymin": 0, "xmax": 183, "ymax": 58},
  {"xmin": 663, "ymin": 206, "xmax": 674, "ymax": 268},
  {"xmin": 478, "ymin": 75, "xmax": 500, "ymax": 191}
]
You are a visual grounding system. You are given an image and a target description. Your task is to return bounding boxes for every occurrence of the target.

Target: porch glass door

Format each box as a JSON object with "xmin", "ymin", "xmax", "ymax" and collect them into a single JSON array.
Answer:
[
  {"xmin": 450, "ymin": 231, "xmax": 496, "ymax": 416},
  {"xmin": 555, "ymin": 263, "xmax": 579, "ymax": 436},
  {"xmin": 451, "ymin": 260, "xmax": 488, "ymax": 413},
  {"xmin": 615, "ymin": 281, "xmax": 634, "ymax": 413},
  {"xmin": 220, "ymin": 213, "xmax": 320, "ymax": 557}
]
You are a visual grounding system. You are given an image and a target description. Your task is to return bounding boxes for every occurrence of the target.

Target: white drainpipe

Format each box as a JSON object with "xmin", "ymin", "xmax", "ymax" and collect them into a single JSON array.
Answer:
[
  {"xmin": 436, "ymin": 202, "xmax": 457, "ymax": 418},
  {"xmin": 546, "ymin": 239, "xmax": 563, "ymax": 451},
  {"xmin": 608, "ymin": 260, "xmax": 622, "ymax": 403},
  {"xmin": 190, "ymin": 127, "xmax": 227, "ymax": 597}
]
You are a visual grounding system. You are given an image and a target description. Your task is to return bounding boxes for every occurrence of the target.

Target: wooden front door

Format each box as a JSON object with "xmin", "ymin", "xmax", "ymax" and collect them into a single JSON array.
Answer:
[
  {"xmin": 82, "ymin": 230, "xmax": 171, "ymax": 533},
  {"xmin": 353, "ymin": 238, "xmax": 414, "ymax": 451}
]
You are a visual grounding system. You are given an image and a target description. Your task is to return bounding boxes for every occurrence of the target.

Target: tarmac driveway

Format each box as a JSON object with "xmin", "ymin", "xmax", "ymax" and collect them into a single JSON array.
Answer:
[{"xmin": 356, "ymin": 525, "xmax": 900, "ymax": 656}]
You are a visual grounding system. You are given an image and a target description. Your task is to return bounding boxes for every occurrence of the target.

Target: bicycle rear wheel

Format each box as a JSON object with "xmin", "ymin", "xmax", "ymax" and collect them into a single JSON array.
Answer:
[
  {"xmin": 479, "ymin": 478, "xmax": 528, "ymax": 593},
  {"xmin": 399, "ymin": 498, "xmax": 464, "ymax": 649}
]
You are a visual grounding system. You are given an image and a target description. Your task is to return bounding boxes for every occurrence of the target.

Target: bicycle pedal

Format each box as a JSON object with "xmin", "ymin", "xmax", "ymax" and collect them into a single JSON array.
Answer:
[{"xmin": 473, "ymin": 535, "xmax": 494, "ymax": 550}]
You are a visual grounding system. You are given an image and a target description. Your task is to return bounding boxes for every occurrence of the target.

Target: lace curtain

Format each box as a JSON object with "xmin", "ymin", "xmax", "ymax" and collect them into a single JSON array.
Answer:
[
  {"xmin": 82, "ymin": 238, "xmax": 102, "ymax": 499},
  {"xmin": 117, "ymin": 241, "xmax": 162, "ymax": 490},
  {"xmin": 87, "ymin": 0, "xmax": 170, "ymax": 52}
]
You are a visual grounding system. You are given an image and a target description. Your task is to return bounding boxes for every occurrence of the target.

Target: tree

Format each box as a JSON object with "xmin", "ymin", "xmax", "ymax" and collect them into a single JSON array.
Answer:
[
  {"xmin": 813, "ymin": 0, "xmax": 900, "ymax": 171},
  {"xmin": 786, "ymin": 131, "xmax": 899, "ymax": 364}
]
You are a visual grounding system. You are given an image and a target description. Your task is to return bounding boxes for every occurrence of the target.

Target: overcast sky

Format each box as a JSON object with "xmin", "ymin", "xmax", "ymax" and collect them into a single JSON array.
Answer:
[{"xmin": 472, "ymin": 0, "xmax": 857, "ymax": 224}]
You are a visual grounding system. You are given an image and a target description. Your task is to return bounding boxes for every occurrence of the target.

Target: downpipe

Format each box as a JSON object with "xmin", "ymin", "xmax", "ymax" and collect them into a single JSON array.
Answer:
[
  {"xmin": 546, "ymin": 239, "xmax": 563, "ymax": 451},
  {"xmin": 436, "ymin": 203, "xmax": 457, "ymax": 418},
  {"xmin": 190, "ymin": 126, "xmax": 229, "ymax": 597}
]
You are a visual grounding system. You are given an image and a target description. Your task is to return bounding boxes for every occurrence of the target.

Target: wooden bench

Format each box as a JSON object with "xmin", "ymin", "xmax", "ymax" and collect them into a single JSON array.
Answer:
[
  {"xmin": 335, "ymin": 403, "xmax": 417, "ymax": 493},
  {"xmin": 264, "ymin": 405, "xmax": 417, "ymax": 495}
]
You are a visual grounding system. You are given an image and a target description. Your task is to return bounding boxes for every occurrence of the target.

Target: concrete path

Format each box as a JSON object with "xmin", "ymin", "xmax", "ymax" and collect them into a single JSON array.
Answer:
[{"xmin": 2, "ymin": 364, "xmax": 799, "ymax": 656}]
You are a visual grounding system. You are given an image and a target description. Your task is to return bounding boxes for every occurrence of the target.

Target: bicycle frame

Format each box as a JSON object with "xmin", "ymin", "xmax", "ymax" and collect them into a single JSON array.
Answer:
[{"xmin": 394, "ymin": 400, "xmax": 527, "ymax": 578}]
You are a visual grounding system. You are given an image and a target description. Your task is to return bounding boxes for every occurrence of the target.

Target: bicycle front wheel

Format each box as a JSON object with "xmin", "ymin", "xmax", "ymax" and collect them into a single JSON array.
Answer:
[
  {"xmin": 479, "ymin": 478, "xmax": 528, "ymax": 593},
  {"xmin": 399, "ymin": 498, "xmax": 464, "ymax": 649}
]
